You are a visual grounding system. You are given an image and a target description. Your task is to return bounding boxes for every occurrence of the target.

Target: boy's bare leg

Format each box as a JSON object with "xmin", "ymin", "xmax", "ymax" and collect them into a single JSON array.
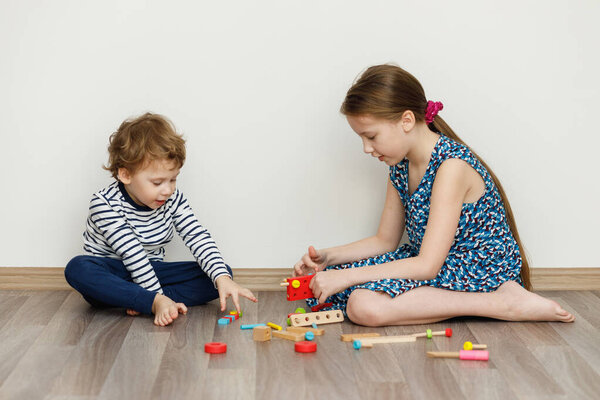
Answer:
[
  {"xmin": 151, "ymin": 293, "xmax": 188, "ymax": 326},
  {"xmin": 346, "ymin": 280, "xmax": 575, "ymax": 326}
]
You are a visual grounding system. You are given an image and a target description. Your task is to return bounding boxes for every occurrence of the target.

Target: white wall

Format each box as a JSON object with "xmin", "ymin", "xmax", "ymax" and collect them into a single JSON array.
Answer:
[{"xmin": 1, "ymin": 0, "xmax": 598, "ymax": 269}]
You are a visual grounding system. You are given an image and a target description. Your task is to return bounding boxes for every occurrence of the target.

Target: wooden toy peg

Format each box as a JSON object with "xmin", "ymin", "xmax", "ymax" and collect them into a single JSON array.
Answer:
[{"xmin": 427, "ymin": 350, "xmax": 489, "ymax": 361}]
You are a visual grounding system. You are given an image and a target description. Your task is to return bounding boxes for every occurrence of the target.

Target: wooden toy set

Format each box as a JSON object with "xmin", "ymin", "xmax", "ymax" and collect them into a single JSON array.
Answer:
[{"xmin": 206, "ymin": 276, "xmax": 489, "ymax": 360}]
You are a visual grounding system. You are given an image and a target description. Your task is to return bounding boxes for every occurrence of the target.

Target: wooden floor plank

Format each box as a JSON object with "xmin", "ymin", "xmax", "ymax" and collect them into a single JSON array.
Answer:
[
  {"xmin": 545, "ymin": 294, "xmax": 600, "ymax": 376},
  {"xmin": 531, "ymin": 345, "xmax": 600, "ymax": 400},
  {"xmin": 340, "ymin": 323, "xmax": 410, "ymax": 397},
  {"xmin": 303, "ymin": 319, "xmax": 363, "ymax": 400},
  {"xmin": 48, "ymin": 309, "xmax": 134, "ymax": 397},
  {"xmin": 201, "ymin": 297, "xmax": 259, "ymax": 399},
  {"xmin": 380, "ymin": 322, "xmax": 465, "ymax": 400},
  {"xmin": 553, "ymin": 290, "xmax": 600, "ymax": 329},
  {"xmin": 466, "ymin": 320, "xmax": 565, "ymax": 398},
  {"xmin": 1, "ymin": 290, "xmax": 599, "ymax": 399},
  {"xmin": 428, "ymin": 319, "xmax": 518, "ymax": 400},
  {"xmin": 0, "ymin": 292, "xmax": 97, "ymax": 399},
  {"xmin": 254, "ymin": 292, "xmax": 307, "ymax": 399},
  {"xmin": 149, "ymin": 299, "xmax": 221, "ymax": 400},
  {"xmin": 0, "ymin": 291, "xmax": 70, "ymax": 386},
  {"xmin": 96, "ymin": 318, "xmax": 171, "ymax": 399}
]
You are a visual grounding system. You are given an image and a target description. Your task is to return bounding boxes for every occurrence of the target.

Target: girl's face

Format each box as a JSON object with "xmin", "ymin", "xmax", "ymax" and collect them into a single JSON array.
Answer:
[
  {"xmin": 346, "ymin": 114, "xmax": 411, "ymax": 166},
  {"xmin": 118, "ymin": 158, "xmax": 180, "ymax": 209}
]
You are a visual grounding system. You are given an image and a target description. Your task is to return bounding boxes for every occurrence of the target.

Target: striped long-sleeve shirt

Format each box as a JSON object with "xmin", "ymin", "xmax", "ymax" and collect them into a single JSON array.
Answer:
[{"xmin": 82, "ymin": 181, "xmax": 231, "ymax": 293}]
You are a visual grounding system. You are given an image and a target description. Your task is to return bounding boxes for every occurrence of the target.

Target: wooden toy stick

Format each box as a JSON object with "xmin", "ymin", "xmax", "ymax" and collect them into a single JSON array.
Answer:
[
  {"xmin": 340, "ymin": 333, "xmax": 380, "ymax": 342},
  {"xmin": 287, "ymin": 326, "xmax": 325, "ymax": 336},
  {"xmin": 272, "ymin": 330, "xmax": 305, "ymax": 342},
  {"xmin": 427, "ymin": 350, "xmax": 489, "ymax": 361},
  {"xmin": 358, "ymin": 335, "xmax": 417, "ymax": 348},
  {"xmin": 280, "ymin": 282, "xmax": 289, "ymax": 287},
  {"xmin": 290, "ymin": 310, "xmax": 344, "ymax": 327}
]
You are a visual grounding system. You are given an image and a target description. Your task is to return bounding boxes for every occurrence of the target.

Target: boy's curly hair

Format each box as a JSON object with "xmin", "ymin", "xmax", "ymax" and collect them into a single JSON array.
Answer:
[{"xmin": 104, "ymin": 113, "xmax": 186, "ymax": 179}]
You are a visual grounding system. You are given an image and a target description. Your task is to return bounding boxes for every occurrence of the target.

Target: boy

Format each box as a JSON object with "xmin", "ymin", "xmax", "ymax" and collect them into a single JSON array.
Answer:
[{"xmin": 65, "ymin": 113, "xmax": 257, "ymax": 326}]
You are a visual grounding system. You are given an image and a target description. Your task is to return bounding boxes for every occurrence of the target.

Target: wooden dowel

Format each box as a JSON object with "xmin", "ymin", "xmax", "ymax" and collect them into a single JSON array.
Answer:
[{"xmin": 280, "ymin": 282, "xmax": 289, "ymax": 287}]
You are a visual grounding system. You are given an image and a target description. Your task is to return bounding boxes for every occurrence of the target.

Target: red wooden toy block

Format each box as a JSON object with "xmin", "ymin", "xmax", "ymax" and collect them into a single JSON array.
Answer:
[{"xmin": 285, "ymin": 275, "xmax": 314, "ymax": 301}]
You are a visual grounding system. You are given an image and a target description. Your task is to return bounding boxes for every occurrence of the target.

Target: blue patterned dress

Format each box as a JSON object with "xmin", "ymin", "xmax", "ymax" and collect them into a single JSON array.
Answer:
[{"xmin": 306, "ymin": 134, "xmax": 522, "ymax": 314}]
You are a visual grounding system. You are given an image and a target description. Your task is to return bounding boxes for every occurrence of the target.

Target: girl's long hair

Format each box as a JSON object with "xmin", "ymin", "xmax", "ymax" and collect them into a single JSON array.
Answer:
[{"xmin": 340, "ymin": 65, "xmax": 531, "ymax": 290}]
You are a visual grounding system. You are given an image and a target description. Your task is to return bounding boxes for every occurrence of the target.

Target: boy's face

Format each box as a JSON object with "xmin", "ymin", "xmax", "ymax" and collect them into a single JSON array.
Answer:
[{"xmin": 118, "ymin": 158, "xmax": 180, "ymax": 209}]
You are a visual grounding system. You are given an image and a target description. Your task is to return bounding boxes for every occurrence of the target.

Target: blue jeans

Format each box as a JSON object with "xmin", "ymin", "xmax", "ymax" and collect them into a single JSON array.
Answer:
[{"xmin": 65, "ymin": 255, "xmax": 231, "ymax": 314}]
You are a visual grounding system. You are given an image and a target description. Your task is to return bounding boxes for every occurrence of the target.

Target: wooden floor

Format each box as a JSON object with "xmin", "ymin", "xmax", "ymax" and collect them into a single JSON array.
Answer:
[{"xmin": 0, "ymin": 290, "xmax": 599, "ymax": 400}]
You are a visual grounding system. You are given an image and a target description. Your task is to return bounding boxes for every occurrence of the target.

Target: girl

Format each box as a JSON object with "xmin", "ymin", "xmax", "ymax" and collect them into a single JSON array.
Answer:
[{"xmin": 293, "ymin": 65, "xmax": 574, "ymax": 326}]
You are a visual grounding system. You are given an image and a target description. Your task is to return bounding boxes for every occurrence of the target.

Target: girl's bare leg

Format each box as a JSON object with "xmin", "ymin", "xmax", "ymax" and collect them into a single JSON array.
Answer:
[{"xmin": 346, "ymin": 281, "xmax": 575, "ymax": 326}]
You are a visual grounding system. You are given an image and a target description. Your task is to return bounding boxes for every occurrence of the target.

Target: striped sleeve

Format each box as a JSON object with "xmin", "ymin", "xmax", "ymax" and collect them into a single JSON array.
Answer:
[
  {"xmin": 88, "ymin": 194, "xmax": 163, "ymax": 293},
  {"xmin": 171, "ymin": 191, "xmax": 231, "ymax": 285}
]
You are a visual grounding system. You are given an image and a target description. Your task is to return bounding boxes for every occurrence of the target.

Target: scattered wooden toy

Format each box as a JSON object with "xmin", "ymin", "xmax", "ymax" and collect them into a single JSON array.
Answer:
[
  {"xmin": 412, "ymin": 328, "xmax": 452, "ymax": 338},
  {"xmin": 340, "ymin": 332, "xmax": 380, "ymax": 342},
  {"xmin": 267, "ymin": 322, "xmax": 283, "ymax": 331},
  {"xmin": 253, "ymin": 326, "xmax": 272, "ymax": 341},
  {"xmin": 290, "ymin": 310, "xmax": 344, "ymax": 327},
  {"xmin": 287, "ymin": 326, "xmax": 324, "ymax": 336},
  {"xmin": 205, "ymin": 342, "xmax": 227, "ymax": 354},
  {"xmin": 463, "ymin": 341, "xmax": 487, "ymax": 350},
  {"xmin": 281, "ymin": 276, "xmax": 315, "ymax": 301},
  {"xmin": 427, "ymin": 350, "xmax": 489, "ymax": 361},
  {"xmin": 310, "ymin": 302, "xmax": 333, "ymax": 312},
  {"xmin": 218, "ymin": 318, "xmax": 230, "ymax": 325},
  {"xmin": 240, "ymin": 323, "xmax": 266, "ymax": 330},
  {"xmin": 272, "ymin": 330, "xmax": 305, "ymax": 342},
  {"xmin": 305, "ymin": 331, "xmax": 315, "ymax": 341},
  {"xmin": 295, "ymin": 341, "xmax": 317, "ymax": 353},
  {"xmin": 355, "ymin": 335, "xmax": 416, "ymax": 348}
]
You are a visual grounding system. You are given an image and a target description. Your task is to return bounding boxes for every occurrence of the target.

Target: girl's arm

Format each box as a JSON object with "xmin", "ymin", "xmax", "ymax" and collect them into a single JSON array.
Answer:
[
  {"xmin": 310, "ymin": 159, "xmax": 474, "ymax": 302},
  {"xmin": 295, "ymin": 179, "xmax": 405, "ymax": 275}
]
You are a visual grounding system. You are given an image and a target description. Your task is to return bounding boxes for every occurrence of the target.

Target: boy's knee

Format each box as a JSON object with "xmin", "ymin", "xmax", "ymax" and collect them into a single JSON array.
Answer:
[
  {"xmin": 346, "ymin": 291, "xmax": 384, "ymax": 327},
  {"xmin": 64, "ymin": 255, "xmax": 94, "ymax": 287}
]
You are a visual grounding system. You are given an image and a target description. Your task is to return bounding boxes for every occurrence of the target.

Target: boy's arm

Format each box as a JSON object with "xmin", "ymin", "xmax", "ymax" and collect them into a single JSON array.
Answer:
[
  {"xmin": 170, "ymin": 191, "xmax": 231, "ymax": 285},
  {"xmin": 87, "ymin": 195, "xmax": 163, "ymax": 293}
]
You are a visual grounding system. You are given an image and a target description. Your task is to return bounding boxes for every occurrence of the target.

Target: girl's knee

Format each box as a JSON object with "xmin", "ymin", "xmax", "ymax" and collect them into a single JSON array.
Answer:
[{"xmin": 346, "ymin": 291, "xmax": 385, "ymax": 327}]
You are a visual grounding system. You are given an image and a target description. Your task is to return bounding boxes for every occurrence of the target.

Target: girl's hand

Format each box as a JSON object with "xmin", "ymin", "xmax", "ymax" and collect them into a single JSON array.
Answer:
[
  {"xmin": 293, "ymin": 246, "xmax": 328, "ymax": 276},
  {"xmin": 309, "ymin": 269, "xmax": 353, "ymax": 304},
  {"xmin": 215, "ymin": 275, "xmax": 258, "ymax": 313}
]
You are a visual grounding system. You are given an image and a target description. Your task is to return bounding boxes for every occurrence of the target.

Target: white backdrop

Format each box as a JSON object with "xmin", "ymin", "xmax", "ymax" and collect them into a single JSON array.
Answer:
[{"xmin": 1, "ymin": 0, "xmax": 598, "ymax": 269}]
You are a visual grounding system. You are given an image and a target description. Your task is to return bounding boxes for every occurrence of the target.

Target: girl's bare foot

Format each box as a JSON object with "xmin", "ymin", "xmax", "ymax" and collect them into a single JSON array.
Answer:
[
  {"xmin": 495, "ymin": 281, "xmax": 575, "ymax": 322},
  {"xmin": 151, "ymin": 294, "xmax": 188, "ymax": 326},
  {"xmin": 126, "ymin": 309, "xmax": 141, "ymax": 316}
]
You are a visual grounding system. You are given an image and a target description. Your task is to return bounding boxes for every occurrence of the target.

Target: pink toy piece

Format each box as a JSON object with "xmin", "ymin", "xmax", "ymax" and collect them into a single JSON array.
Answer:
[{"xmin": 459, "ymin": 350, "xmax": 489, "ymax": 361}]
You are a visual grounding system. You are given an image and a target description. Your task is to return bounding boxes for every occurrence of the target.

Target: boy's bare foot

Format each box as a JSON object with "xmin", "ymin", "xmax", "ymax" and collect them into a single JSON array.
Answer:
[
  {"xmin": 151, "ymin": 294, "xmax": 188, "ymax": 326},
  {"xmin": 126, "ymin": 309, "xmax": 141, "ymax": 316},
  {"xmin": 495, "ymin": 281, "xmax": 575, "ymax": 322}
]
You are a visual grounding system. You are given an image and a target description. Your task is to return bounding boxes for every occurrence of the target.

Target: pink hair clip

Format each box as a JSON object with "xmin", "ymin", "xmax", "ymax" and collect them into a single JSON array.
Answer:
[{"xmin": 425, "ymin": 101, "xmax": 444, "ymax": 124}]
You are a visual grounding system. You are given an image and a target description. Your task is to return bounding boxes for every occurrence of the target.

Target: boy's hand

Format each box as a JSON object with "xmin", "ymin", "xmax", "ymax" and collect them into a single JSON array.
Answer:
[
  {"xmin": 215, "ymin": 275, "xmax": 258, "ymax": 313},
  {"xmin": 293, "ymin": 246, "xmax": 328, "ymax": 276}
]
